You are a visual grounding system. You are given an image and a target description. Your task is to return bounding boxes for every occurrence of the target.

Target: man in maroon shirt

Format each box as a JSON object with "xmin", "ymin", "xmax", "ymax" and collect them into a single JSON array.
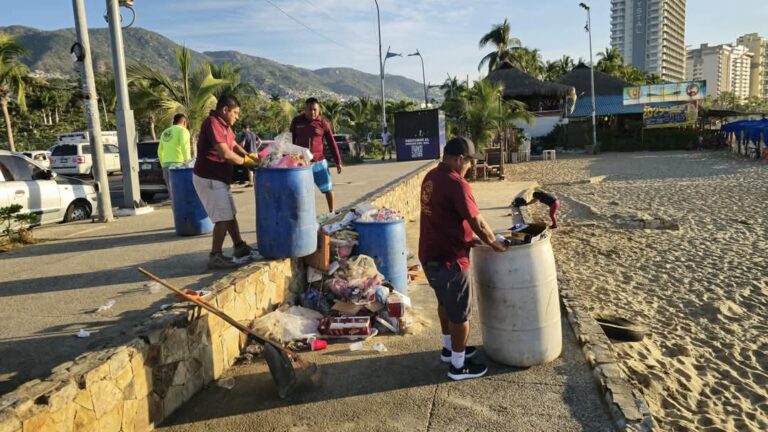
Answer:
[
  {"xmin": 290, "ymin": 97, "xmax": 342, "ymax": 212},
  {"xmin": 193, "ymin": 95, "xmax": 259, "ymax": 270},
  {"xmin": 419, "ymin": 136, "xmax": 507, "ymax": 381}
]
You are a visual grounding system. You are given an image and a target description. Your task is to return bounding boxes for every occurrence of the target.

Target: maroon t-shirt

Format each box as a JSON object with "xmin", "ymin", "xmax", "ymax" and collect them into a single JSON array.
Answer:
[
  {"xmin": 418, "ymin": 163, "xmax": 480, "ymax": 271},
  {"xmin": 194, "ymin": 112, "xmax": 235, "ymax": 184},
  {"xmin": 289, "ymin": 114, "xmax": 342, "ymax": 164}
]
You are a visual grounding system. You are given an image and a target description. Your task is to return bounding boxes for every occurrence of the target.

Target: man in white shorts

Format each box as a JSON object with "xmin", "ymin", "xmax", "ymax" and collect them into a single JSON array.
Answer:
[{"xmin": 193, "ymin": 95, "xmax": 258, "ymax": 269}]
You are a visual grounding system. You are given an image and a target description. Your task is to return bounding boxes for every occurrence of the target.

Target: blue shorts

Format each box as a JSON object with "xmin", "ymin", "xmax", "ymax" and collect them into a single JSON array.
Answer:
[{"xmin": 312, "ymin": 159, "xmax": 333, "ymax": 193}]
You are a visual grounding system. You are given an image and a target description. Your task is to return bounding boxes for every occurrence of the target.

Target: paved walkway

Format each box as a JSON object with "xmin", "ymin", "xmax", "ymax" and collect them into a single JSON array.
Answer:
[
  {"xmin": 0, "ymin": 160, "xmax": 432, "ymax": 395},
  {"xmin": 158, "ymin": 179, "xmax": 614, "ymax": 432}
]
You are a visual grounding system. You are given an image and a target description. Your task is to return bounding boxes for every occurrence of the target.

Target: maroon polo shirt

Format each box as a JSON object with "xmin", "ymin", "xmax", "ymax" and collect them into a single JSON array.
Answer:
[
  {"xmin": 289, "ymin": 114, "xmax": 342, "ymax": 164},
  {"xmin": 418, "ymin": 163, "xmax": 480, "ymax": 271},
  {"xmin": 194, "ymin": 112, "xmax": 236, "ymax": 184}
]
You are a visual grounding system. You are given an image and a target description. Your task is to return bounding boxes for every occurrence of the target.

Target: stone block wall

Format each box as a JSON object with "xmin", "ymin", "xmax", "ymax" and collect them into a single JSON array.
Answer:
[
  {"xmin": 0, "ymin": 259, "xmax": 300, "ymax": 432},
  {"xmin": 369, "ymin": 161, "xmax": 437, "ymax": 221},
  {"xmin": 0, "ymin": 162, "xmax": 438, "ymax": 432}
]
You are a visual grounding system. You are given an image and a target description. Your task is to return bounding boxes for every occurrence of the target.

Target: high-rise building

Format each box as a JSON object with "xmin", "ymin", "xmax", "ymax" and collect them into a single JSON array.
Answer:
[
  {"xmin": 736, "ymin": 33, "xmax": 768, "ymax": 100},
  {"xmin": 686, "ymin": 44, "xmax": 753, "ymax": 100},
  {"xmin": 610, "ymin": 0, "xmax": 687, "ymax": 82}
]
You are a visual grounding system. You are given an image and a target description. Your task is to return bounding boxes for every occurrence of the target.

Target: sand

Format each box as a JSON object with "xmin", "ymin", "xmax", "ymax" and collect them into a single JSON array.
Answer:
[{"xmin": 506, "ymin": 151, "xmax": 768, "ymax": 431}]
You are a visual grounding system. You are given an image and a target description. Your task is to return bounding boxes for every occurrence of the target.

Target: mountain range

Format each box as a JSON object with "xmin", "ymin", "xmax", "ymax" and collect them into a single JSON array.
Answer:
[{"xmin": 0, "ymin": 25, "xmax": 436, "ymax": 101}]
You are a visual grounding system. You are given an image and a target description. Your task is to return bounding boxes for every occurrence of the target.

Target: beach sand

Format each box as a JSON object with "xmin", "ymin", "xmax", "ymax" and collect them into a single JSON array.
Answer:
[{"xmin": 505, "ymin": 151, "xmax": 768, "ymax": 431}]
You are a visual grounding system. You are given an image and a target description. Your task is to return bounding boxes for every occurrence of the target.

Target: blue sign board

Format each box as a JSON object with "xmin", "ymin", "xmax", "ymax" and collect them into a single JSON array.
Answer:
[{"xmin": 394, "ymin": 109, "xmax": 446, "ymax": 161}]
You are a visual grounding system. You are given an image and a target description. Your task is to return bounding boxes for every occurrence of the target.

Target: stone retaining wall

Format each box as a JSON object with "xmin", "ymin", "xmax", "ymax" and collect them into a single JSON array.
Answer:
[{"xmin": 0, "ymin": 161, "xmax": 437, "ymax": 432}]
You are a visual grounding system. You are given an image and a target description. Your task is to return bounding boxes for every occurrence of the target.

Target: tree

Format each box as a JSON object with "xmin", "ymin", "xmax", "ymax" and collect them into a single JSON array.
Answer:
[
  {"xmin": 478, "ymin": 19, "xmax": 522, "ymax": 73},
  {"xmin": 508, "ymin": 47, "xmax": 545, "ymax": 79},
  {"xmin": 0, "ymin": 33, "xmax": 30, "ymax": 152},
  {"xmin": 596, "ymin": 47, "xmax": 624, "ymax": 76},
  {"xmin": 342, "ymin": 98, "xmax": 375, "ymax": 144},
  {"xmin": 714, "ymin": 91, "xmax": 740, "ymax": 110},
  {"xmin": 321, "ymin": 99, "xmax": 344, "ymax": 131},
  {"xmin": 209, "ymin": 62, "xmax": 257, "ymax": 99},
  {"xmin": 462, "ymin": 80, "xmax": 533, "ymax": 153},
  {"xmin": 545, "ymin": 55, "xmax": 575, "ymax": 81},
  {"xmin": 128, "ymin": 47, "xmax": 229, "ymax": 152}
]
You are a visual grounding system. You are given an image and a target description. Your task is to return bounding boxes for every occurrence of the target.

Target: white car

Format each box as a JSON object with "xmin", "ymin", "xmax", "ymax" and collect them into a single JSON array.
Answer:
[
  {"xmin": 0, "ymin": 151, "xmax": 98, "ymax": 224},
  {"xmin": 50, "ymin": 142, "xmax": 121, "ymax": 177},
  {"xmin": 20, "ymin": 150, "xmax": 52, "ymax": 169}
]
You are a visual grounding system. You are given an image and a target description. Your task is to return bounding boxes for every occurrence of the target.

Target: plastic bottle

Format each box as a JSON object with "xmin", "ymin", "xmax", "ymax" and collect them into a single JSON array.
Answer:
[
  {"xmin": 372, "ymin": 342, "xmax": 387, "ymax": 353},
  {"xmin": 349, "ymin": 341, "xmax": 363, "ymax": 351}
]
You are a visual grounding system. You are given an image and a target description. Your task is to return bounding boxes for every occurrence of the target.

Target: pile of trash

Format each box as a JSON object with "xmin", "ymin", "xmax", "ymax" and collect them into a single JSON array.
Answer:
[
  {"xmin": 258, "ymin": 132, "xmax": 313, "ymax": 168},
  {"xmin": 252, "ymin": 202, "xmax": 410, "ymax": 353}
]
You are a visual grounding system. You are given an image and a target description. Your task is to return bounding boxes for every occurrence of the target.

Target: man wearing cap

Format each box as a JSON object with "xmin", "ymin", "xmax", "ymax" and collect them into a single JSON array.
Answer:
[
  {"xmin": 290, "ymin": 97, "xmax": 342, "ymax": 213},
  {"xmin": 419, "ymin": 136, "xmax": 507, "ymax": 381}
]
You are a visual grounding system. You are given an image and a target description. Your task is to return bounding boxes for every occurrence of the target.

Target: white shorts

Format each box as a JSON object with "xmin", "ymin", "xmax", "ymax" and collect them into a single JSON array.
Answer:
[{"xmin": 192, "ymin": 174, "xmax": 236, "ymax": 223}]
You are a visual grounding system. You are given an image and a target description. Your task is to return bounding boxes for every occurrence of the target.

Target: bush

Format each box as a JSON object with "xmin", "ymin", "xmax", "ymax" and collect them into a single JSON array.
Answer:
[{"xmin": 1, "ymin": 204, "xmax": 38, "ymax": 245}]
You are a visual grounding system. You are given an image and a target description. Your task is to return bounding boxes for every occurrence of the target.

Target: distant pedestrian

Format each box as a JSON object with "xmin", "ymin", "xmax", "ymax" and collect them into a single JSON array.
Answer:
[
  {"xmin": 420, "ymin": 136, "xmax": 507, "ymax": 381},
  {"xmin": 193, "ymin": 95, "xmax": 259, "ymax": 270},
  {"xmin": 157, "ymin": 113, "xmax": 190, "ymax": 198},
  {"xmin": 514, "ymin": 190, "xmax": 561, "ymax": 229},
  {"xmin": 381, "ymin": 130, "xmax": 393, "ymax": 160},
  {"xmin": 697, "ymin": 135, "xmax": 704, "ymax": 151},
  {"xmin": 290, "ymin": 97, "xmax": 343, "ymax": 213},
  {"xmin": 237, "ymin": 125, "xmax": 261, "ymax": 187}
]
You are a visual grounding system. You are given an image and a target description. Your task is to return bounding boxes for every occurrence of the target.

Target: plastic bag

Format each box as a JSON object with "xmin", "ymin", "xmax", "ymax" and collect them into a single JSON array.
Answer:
[
  {"xmin": 251, "ymin": 305, "xmax": 322, "ymax": 342},
  {"xmin": 272, "ymin": 133, "xmax": 313, "ymax": 162},
  {"xmin": 344, "ymin": 255, "xmax": 383, "ymax": 282}
]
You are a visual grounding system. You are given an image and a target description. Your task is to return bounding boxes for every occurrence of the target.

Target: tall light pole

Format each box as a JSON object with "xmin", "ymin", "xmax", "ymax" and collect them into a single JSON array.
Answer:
[
  {"xmin": 106, "ymin": 0, "xmax": 141, "ymax": 209},
  {"xmin": 580, "ymin": 2, "xmax": 598, "ymax": 154},
  {"xmin": 72, "ymin": 0, "xmax": 113, "ymax": 222},
  {"xmin": 407, "ymin": 49, "xmax": 428, "ymax": 107},
  {"xmin": 374, "ymin": 0, "xmax": 386, "ymax": 136}
]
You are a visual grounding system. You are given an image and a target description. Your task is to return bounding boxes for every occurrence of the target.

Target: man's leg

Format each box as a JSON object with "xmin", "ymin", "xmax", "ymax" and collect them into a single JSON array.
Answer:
[
  {"xmin": 324, "ymin": 191, "xmax": 335, "ymax": 213},
  {"xmin": 211, "ymin": 221, "xmax": 228, "ymax": 253},
  {"xmin": 226, "ymin": 216, "xmax": 243, "ymax": 245}
]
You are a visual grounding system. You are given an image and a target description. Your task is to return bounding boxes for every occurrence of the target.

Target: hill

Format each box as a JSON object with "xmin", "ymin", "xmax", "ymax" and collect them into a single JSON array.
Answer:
[{"xmin": 0, "ymin": 25, "xmax": 432, "ymax": 100}]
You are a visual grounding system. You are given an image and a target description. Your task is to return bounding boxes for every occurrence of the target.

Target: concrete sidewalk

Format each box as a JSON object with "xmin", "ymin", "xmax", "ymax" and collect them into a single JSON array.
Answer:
[
  {"xmin": 157, "ymin": 179, "xmax": 614, "ymax": 432},
  {"xmin": 0, "ymin": 160, "xmax": 433, "ymax": 395}
]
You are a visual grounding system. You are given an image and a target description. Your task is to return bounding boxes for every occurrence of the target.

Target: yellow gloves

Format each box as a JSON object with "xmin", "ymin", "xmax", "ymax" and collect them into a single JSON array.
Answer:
[
  {"xmin": 242, "ymin": 157, "xmax": 258, "ymax": 169},
  {"xmin": 247, "ymin": 153, "xmax": 259, "ymax": 162}
]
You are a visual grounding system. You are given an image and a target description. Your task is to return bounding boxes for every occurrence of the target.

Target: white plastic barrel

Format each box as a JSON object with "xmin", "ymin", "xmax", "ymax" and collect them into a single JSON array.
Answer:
[{"xmin": 470, "ymin": 232, "xmax": 562, "ymax": 367}]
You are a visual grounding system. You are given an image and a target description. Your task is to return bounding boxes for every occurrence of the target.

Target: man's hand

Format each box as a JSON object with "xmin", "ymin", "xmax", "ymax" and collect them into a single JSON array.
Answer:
[
  {"xmin": 491, "ymin": 241, "xmax": 508, "ymax": 253},
  {"xmin": 247, "ymin": 153, "xmax": 259, "ymax": 162},
  {"xmin": 242, "ymin": 157, "xmax": 258, "ymax": 169},
  {"xmin": 337, "ymin": 165, "xmax": 342, "ymax": 174}
]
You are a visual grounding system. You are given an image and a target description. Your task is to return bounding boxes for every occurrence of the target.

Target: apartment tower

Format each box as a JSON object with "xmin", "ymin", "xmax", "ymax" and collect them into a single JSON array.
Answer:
[
  {"xmin": 686, "ymin": 44, "xmax": 753, "ymax": 100},
  {"xmin": 736, "ymin": 33, "xmax": 768, "ymax": 100},
  {"xmin": 610, "ymin": 0, "xmax": 687, "ymax": 82}
]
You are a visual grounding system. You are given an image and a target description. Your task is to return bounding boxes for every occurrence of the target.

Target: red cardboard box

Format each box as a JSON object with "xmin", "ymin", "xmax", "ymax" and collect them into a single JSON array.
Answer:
[{"xmin": 318, "ymin": 316, "xmax": 372, "ymax": 336}]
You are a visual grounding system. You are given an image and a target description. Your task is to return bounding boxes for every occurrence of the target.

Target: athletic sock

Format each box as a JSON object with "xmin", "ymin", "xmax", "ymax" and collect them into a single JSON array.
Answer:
[
  {"xmin": 451, "ymin": 350, "xmax": 466, "ymax": 369},
  {"xmin": 443, "ymin": 334, "xmax": 452, "ymax": 350}
]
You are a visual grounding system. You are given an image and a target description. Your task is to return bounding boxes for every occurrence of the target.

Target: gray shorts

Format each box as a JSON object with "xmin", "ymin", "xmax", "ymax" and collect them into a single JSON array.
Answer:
[
  {"xmin": 424, "ymin": 262, "xmax": 472, "ymax": 324},
  {"xmin": 192, "ymin": 174, "xmax": 236, "ymax": 223}
]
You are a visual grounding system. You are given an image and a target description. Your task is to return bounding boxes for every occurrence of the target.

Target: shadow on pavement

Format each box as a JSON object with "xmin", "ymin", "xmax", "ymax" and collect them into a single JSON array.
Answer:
[{"xmin": 0, "ymin": 251, "xmax": 222, "ymax": 395}]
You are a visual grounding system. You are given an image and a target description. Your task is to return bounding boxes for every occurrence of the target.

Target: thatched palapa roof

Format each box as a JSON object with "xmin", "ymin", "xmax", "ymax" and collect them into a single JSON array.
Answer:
[
  {"xmin": 485, "ymin": 65, "xmax": 575, "ymax": 100},
  {"xmin": 556, "ymin": 63, "xmax": 630, "ymax": 97}
]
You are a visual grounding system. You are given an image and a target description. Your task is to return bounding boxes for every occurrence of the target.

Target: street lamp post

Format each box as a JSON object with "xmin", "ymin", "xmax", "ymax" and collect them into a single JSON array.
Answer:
[
  {"xmin": 579, "ymin": 2, "xmax": 598, "ymax": 154},
  {"xmin": 407, "ymin": 49, "xmax": 428, "ymax": 107},
  {"xmin": 374, "ymin": 0, "xmax": 386, "ymax": 137}
]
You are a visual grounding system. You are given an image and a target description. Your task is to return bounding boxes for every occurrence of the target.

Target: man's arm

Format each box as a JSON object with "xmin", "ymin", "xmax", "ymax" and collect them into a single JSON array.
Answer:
[
  {"xmin": 467, "ymin": 214, "xmax": 507, "ymax": 252},
  {"xmin": 213, "ymin": 142, "xmax": 246, "ymax": 165},
  {"xmin": 233, "ymin": 142, "xmax": 249, "ymax": 157},
  {"xmin": 181, "ymin": 129, "xmax": 191, "ymax": 161},
  {"xmin": 324, "ymin": 122, "xmax": 343, "ymax": 173}
]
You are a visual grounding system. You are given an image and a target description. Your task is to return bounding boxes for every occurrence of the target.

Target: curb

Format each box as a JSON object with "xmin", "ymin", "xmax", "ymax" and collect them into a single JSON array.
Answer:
[{"xmin": 517, "ymin": 206, "xmax": 656, "ymax": 432}]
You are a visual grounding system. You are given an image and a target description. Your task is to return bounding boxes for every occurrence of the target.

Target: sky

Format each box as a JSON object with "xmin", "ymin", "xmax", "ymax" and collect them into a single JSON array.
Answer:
[{"xmin": 2, "ymin": 0, "xmax": 767, "ymax": 87}]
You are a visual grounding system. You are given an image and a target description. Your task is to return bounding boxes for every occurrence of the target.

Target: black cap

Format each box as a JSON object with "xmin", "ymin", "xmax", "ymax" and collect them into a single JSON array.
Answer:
[{"xmin": 444, "ymin": 136, "xmax": 480, "ymax": 160}]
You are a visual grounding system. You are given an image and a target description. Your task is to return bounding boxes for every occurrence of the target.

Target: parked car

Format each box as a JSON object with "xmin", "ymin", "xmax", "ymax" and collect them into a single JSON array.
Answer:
[
  {"xmin": 333, "ymin": 134, "xmax": 356, "ymax": 156},
  {"xmin": 136, "ymin": 140, "xmax": 167, "ymax": 201},
  {"xmin": 20, "ymin": 151, "xmax": 52, "ymax": 169},
  {"xmin": 50, "ymin": 142, "xmax": 121, "ymax": 177},
  {"xmin": 0, "ymin": 150, "xmax": 98, "ymax": 224}
]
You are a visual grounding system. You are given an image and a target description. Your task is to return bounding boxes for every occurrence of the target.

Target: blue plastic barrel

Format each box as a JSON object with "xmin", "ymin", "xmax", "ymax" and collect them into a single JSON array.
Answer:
[
  {"xmin": 354, "ymin": 219, "xmax": 408, "ymax": 293},
  {"xmin": 169, "ymin": 167, "xmax": 213, "ymax": 236},
  {"xmin": 255, "ymin": 167, "xmax": 318, "ymax": 258}
]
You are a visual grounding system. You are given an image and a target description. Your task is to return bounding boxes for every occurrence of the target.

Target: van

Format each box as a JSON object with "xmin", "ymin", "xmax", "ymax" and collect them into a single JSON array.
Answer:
[{"xmin": 49, "ymin": 131, "xmax": 121, "ymax": 177}]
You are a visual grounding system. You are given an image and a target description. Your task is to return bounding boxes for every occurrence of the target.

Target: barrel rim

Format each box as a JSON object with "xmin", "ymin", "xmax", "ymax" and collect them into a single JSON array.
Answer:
[
  {"xmin": 472, "ymin": 233, "xmax": 552, "ymax": 252},
  {"xmin": 257, "ymin": 165, "xmax": 313, "ymax": 172}
]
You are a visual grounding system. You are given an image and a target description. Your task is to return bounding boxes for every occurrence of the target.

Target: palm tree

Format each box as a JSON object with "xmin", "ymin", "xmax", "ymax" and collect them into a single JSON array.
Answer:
[
  {"xmin": 545, "ymin": 55, "xmax": 575, "ymax": 81},
  {"xmin": 321, "ymin": 99, "xmax": 344, "ymax": 131},
  {"xmin": 478, "ymin": 19, "xmax": 522, "ymax": 73},
  {"xmin": 508, "ymin": 47, "xmax": 545, "ymax": 79},
  {"xmin": 128, "ymin": 47, "xmax": 229, "ymax": 152},
  {"xmin": 342, "ymin": 98, "xmax": 374, "ymax": 144},
  {"xmin": 209, "ymin": 62, "xmax": 257, "ymax": 98},
  {"xmin": 462, "ymin": 80, "xmax": 533, "ymax": 153},
  {"xmin": 0, "ymin": 34, "xmax": 30, "ymax": 152},
  {"xmin": 596, "ymin": 47, "xmax": 624, "ymax": 76}
]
